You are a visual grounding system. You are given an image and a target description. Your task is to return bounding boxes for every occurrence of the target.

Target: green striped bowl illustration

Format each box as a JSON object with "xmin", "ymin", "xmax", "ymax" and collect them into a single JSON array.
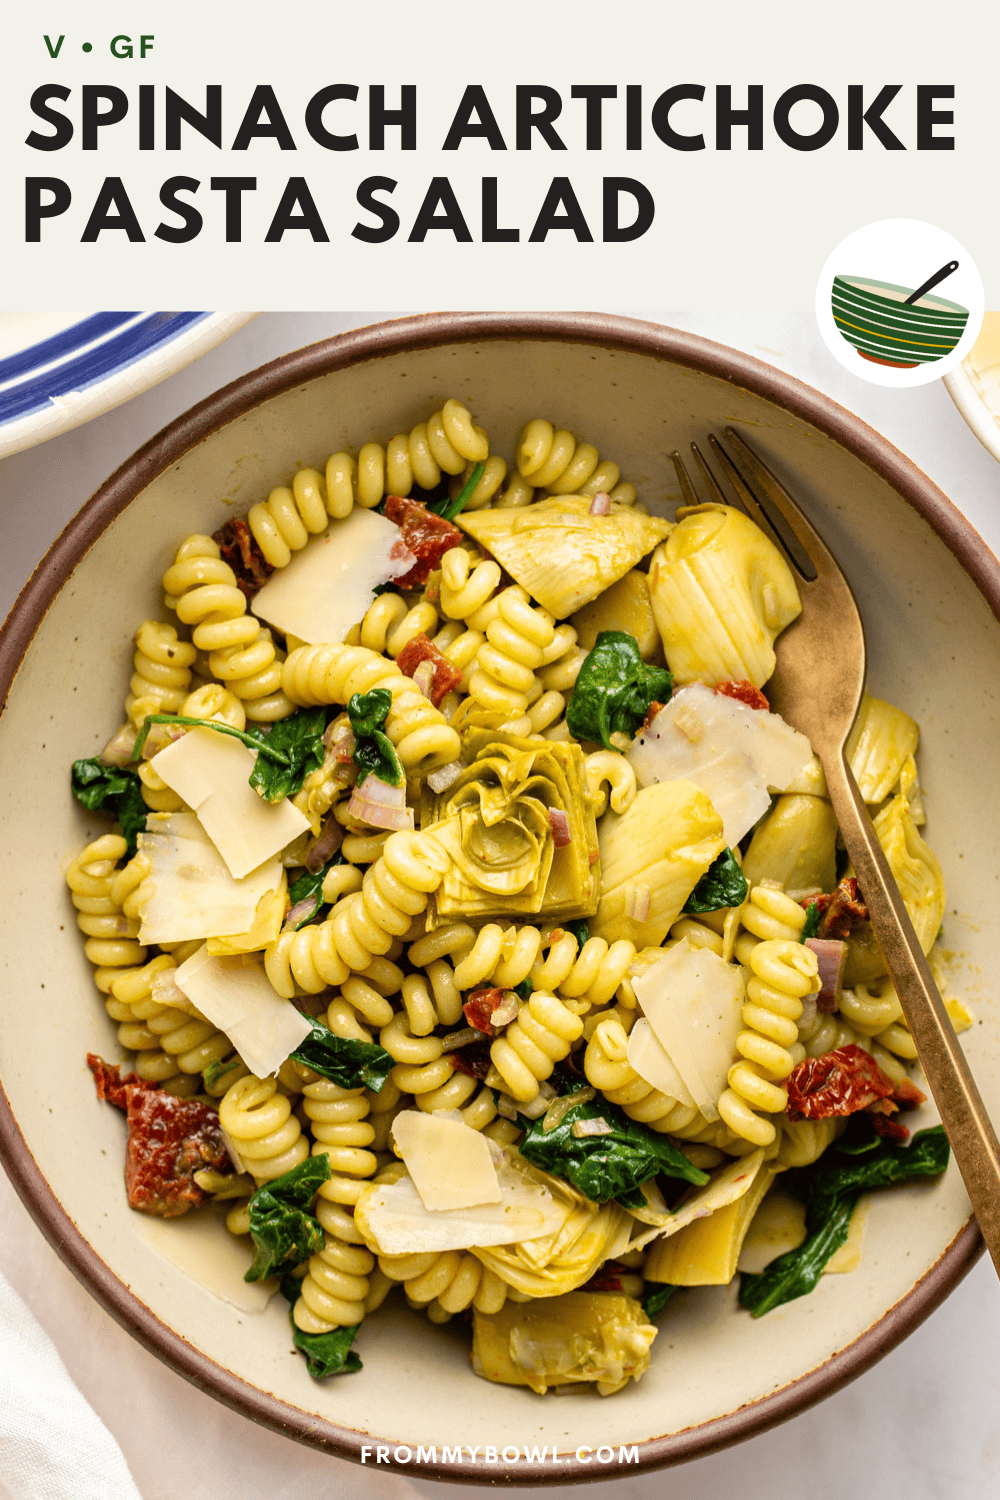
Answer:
[{"xmin": 832, "ymin": 276, "xmax": 968, "ymax": 368}]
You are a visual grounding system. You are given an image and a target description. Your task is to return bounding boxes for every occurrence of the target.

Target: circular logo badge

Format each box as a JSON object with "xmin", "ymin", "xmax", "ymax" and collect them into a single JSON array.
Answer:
[{"xmin": 816, "ymin": 219, "xmax": 984, "ymax": 387}]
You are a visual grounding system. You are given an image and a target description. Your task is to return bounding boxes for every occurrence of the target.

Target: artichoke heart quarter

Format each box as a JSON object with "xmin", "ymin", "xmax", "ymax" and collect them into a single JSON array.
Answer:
[
  {"xmin": 648, "ymin": 503, "xmax": 801, "ymax": 688},
  {"xmin": 423, "ymin": 729, "xmax": 599, "ymax": 922},
  {"xmin": 472, "ymin": 1292, "xmax": 656, "ymax": 1395},
  {"xmin": 592, "ymin": 780, "xmax": 725, "ymax": 947},
  {"xmin": 457, "ymin": 496, "xmax": 672, "ymax": 619}
]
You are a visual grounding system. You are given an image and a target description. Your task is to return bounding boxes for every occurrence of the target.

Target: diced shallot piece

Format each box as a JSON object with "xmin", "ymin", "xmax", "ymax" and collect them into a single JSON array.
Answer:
[
  {"xmin": 100, "ymin": 723, "xmax": 139, "ymax": 766},
  {"xmin": 489, "ymin": 991, "xmax": 520, "ymax": 1029},
  {"xmin": 517, "ymin": 1081, "xmax": 558, "ymax": 1120},
  {"xmin": 805, "ymin": 937, "xmax": 846, "ymax": 1013},
  {"xmin": 426, "ymin": 759, "xmax": 466, "ymax": 794},
  {"xmin": 542, "ymin": 1086, "xmax": 595, "ymax": 1134},
  {"xmin": 412, "ymin": 660, "xmax": 436, "ymax": 700},
  {"xmin": 347, "ymin": 776, "xmax": 414, "ymax": 831},
  {"xmin": 588, "ymin": 492, "xmax": 611, "ymax": 516},
  {"xmin": 571, "ymin": 1116, "xmax": 614, "ymax": 1138},
  {"xmin": 548, "ymin": 808, "xmax": 572, "ymax": 847},
  {"xmin": 624, "ymin": 883, "xmax": 651, "ymax": 923},
  {"xmin": 304, "ymin": 810, "xmax": 344, "ymax": 872}
]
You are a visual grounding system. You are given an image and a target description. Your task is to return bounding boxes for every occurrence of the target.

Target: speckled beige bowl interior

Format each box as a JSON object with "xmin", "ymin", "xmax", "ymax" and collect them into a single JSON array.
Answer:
[{"xmin": 0, "ymin": 313, "xmax": 995, "ymax": 1482}]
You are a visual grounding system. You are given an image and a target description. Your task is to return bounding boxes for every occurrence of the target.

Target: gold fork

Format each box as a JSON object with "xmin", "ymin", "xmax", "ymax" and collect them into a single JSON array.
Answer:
[{"xmin": 672, "ymin": 428, "xmax": 1000, "ymax": 1276}]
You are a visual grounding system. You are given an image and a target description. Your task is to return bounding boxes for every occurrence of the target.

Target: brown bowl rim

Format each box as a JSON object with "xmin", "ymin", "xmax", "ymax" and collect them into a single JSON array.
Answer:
[{"xmin": 0, "ymin": 310, "xmax": 990, "ymax": 1483}]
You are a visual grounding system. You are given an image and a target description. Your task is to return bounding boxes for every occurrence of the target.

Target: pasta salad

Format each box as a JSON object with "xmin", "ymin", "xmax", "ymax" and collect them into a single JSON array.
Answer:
[{"xmin": 67, "ymin": 397, "xmax": 960, "ymax": 1395}]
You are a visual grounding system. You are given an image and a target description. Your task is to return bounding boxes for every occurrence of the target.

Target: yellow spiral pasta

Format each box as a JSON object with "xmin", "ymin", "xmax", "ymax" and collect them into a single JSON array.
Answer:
[
  {"xmin": 440, "ymin": 547, "xmax": 502, "ymax": 622},
  {"xmin": 465, "ymin": 586, "xmax": 559, "ymax": 719},
  {"xmin": 584, "ymin": 751, "xmax": 637, "ymax": 817},
  {"xmin": 219, "ymin": 1075, "xmax": 309, "ymax": 1183},
  {"xmin": 124, "ymin": 620, "xmax": 197, "ymax": 729},
  {"xmin": 379, "ymin": 1250, "xmax": 507, "ymax": 1324},
  {"xmin": 265, "ymin": 830, "xmax": 449, "ymax": 997},
  {"xmin": 320, "ymin": 399, "xmax": 490, "ymax": 520},
  {"xmin": 286, "ymin": 1077, "xmax": 381, "ymax": 1334},
  {"xmin": 515, "ymin": 418, "xmax": 636, "ymax": 503},
  {"xmin": 532, "ymin": 930, "xmax": 636, "ymax": 1010},
  {"xmin": 360, "ymin": 594, "xmax": 439, "ymax": 659},
  {"xmin": 488, "ymin": 991, "xmax": 584, "ymax": 1103},
  {"xmin": 162, "ymin": 535, "xmax": 293, "ymax": 722},
  {"xmin": 717, "ymin": 938, "xmax": 819, "ymax": 1148},
  {"xmin": 583, "ymin": 1014, "xmax": 704, "ymax": 1136},
  {"xmin": 282, "ymin": 642, "xmax": 460, "ymax": 773},
  {"xmin": 66, "ymin": 835, "xmax": 147, "ymax": 992}
]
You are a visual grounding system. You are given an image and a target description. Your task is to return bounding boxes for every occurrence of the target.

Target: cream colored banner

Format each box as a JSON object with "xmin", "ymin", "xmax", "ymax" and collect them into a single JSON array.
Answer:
[{"xmin": 1, "ymin": 0, "xmax": 994, "ymax": 309}]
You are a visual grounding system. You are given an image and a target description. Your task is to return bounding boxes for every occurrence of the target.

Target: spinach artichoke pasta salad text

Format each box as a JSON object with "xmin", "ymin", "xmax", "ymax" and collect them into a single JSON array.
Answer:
[{"xmin": 67, "ymin": 398, "xmax": 962, "ymax": 1395}]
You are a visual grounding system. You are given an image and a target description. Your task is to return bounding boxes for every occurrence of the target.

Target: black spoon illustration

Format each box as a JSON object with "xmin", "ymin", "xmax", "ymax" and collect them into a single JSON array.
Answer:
[{"xmin": 905, "ymin": 259, "xmax": 959, "ymax": 305}]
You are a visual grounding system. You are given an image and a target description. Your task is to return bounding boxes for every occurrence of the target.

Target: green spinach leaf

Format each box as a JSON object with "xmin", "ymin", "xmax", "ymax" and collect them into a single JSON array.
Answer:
[
  {"xmin": 244, "ymin": 1156, "xmax": 331, "ymax": 1283},
  {"xmin": 739, "ymin": 1126, "xmax": 950, "ymax": 1317},
  {"xmin": 428, "ymin": 462, "xmax": 486, "ymax": 523},
  {"xmin": 292, "ymin": 1322, "xmax": 362, "ymax": 1380},
  {"xmin": 290, "ymin": 1018, "xmax": 394, "ymax": 1093},
  {"xmin": 246, "ymin": 707, "xmax": 328, "ymax": 802},
  {"xmin": 800, "ymin": 899, "xmax": 822, "ymax": 941},
  {"xmin": 518, "ymin": 1096, "xmax": 708, "ymax": 1204},
  {"xmin": 347, "ymin": 689, "xmax": 403, "ymax": 788},
  {"xmin": 286, "ymin": 853, "xmax": 345, "ymax": 930},
  {"xmin": 277, "ymin": 1274, "xmax": 362, "ymax": 1377},
  {"xmin": 642, "ymin": 1284, "xmax": 679, "ymax": 1321},
  {"xmin": 71, "ymin": 759, "xmax": 148, "ymax": 857},
  {"xmin": 566, "ymin": 631, "xmax": 672, "ymax": 753},
  {"xmin": 683, "ymin": 848, "xmax": 748, "ymax": 914},
  {"xmin": 514, "ymin": 976, "xmax": 533, "ymax": 1001}
]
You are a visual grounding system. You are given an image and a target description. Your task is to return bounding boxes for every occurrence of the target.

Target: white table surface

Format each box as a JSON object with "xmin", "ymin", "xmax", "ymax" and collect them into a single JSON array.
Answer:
[{"xmin": 2, "ymin": 312, "xmax": 999, "ymax": 1500}]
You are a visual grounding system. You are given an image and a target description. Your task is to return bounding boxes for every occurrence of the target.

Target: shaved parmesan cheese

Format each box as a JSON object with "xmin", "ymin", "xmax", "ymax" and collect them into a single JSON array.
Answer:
[
  {"xmin": 354, "ymin": 1149, "xmax": 565, "ymax": 1256},
  {"xmin": 633, "ymin": 1150, "xmax": 768, "ymax": 1256},
  {"xmin": 391, "ymin": 1111, "xmax": 501, "ymax": 1212},
  {"xmin": 174, "ymin": 944, "xmax": 311, "ymax": 1079},
  {"xmin": 627, "ymin": 683, "xmax": 813, "ymax": 846},
  {"xmin": 152, "ymin": 728, "xmax": 309, "ymax": 880},
  {"xmin": 630, "ymin": 939, "xmax": 744, "ymax": 1121},
  {"xmin": 626, "ymin": 1019, "xmax": 696, "ymax": 1109},
  {"xmin": 136, "ymin": 814, "xmax": 284, "ymax": 945},
  {"xmin": 251, "ymin": 509, "xmax": 415, "ymax": 646}
]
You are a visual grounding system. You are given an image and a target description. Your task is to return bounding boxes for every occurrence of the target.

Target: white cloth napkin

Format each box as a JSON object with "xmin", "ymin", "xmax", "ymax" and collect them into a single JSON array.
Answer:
[{"xmin": 0, "ymin": 1269, "xmax": 143, "ymax": 1500}]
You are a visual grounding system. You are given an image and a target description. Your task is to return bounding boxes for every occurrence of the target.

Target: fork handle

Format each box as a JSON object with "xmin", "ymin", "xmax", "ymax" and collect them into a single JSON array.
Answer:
[{"xmin": 825, "ymin": 755, "xmax": 1000, "ymax": 1275}]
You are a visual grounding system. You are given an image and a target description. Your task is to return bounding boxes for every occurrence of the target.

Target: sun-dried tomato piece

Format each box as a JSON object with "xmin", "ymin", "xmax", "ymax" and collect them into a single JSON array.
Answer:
[
  {"xmin": 384, "ymin": 496, "xmax": 463, "ymax": 587},
  {"xmin": 448, "ymin": 1042, "xmax": 493, "ymax": 1079},
  {"xmin": 583, "ymin": 1261, "xmax": 625, "ymax": 1293},
  {"xmin": 124, "ymin": 1088, "xmax": 231, "ymax": 1217},
  {"xmin": 891, "ymin": 1076, "xmax": 927, "ymax": 1110},
  {"xmin": 641, "ymin": 701, "xmax": 665, "ymax": 733},
  {"xmin": 869, "ymin": 1112, "xmax": 911, "ymax": 1142},
  {"xmin": 89, "ymin": 1056, "xmax": 231, "ymax": 1217},
  {"xmin": 395, "ymin": 633, "xmax": 464, "ymax": 707},
  {"xmin": 715, "ymin": 680, "xmax": 770, "ymax": 712},
  {"xmin": 812, "ymin": 877, "xmax": 868, "ymax": 940},
  {"xmin": 785, "ymin": 1043, "xmax": 898, "ymax": 1121},
  {"xmin": 212, "ymin": 517, "xmax": 274, "ymax": 601},
  {"xmin": 463, "ymin": 987, "xmax": 509, "ymax": 1038},
  {"xmin": 86, "ymin": 1054, "xmax": 156, "ymax": 1111}
]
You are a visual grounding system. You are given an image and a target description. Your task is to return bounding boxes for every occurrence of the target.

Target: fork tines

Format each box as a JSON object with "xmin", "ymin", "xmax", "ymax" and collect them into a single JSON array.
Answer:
[{"xmin": 671, "ymin": 432, "xmax": 819, "ymax": 583}]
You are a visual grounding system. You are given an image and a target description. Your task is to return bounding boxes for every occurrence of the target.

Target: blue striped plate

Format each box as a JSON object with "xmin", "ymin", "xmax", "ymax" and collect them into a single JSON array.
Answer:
[{"xmin": 0, "ymin": 311, "xmax": 256, "ymax": 458}]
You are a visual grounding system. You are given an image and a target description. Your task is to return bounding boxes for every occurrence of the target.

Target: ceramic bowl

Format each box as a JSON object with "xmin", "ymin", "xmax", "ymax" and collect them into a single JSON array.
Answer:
[
  {"xmin": 831, "ymin": 275, "xmax": 968, "ymax": 368},
  {"xmin": 944, "ymin": 312, "xmax": 1000, "ymax": 464},
  {"xmin": 0, "ymin": 311, "xmax": 257, "ymax": 459},
  {"xmin": 0, "ymin": 312, "xmax": 995, "ymax": 1482}
]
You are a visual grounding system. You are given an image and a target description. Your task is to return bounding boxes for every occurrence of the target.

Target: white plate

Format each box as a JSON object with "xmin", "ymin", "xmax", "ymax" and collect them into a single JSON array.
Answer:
[
  {"xmin": 943, "ymin": 312, "xmax": 1000, "ymax": 464},
  {"xmin": 0, "ymin": 311, "xmax": 257, "ymax": 458}
]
